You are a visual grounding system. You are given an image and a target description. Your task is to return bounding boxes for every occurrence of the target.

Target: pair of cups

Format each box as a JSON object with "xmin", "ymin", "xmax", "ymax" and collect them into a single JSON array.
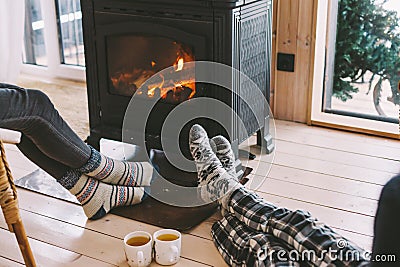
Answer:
[{"xmin": 124, "ymin": 229, "xmax": 181, "ymax": 267}]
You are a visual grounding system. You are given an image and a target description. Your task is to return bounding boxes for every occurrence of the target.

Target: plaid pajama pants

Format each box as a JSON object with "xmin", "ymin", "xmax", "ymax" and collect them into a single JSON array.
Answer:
[{"xmin": 211, "ymin": 187, "xmax": 371, "ymax": 267}]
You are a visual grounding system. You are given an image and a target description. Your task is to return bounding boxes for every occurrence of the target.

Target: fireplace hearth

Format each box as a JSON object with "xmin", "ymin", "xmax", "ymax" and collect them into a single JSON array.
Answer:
[{"xmin": 81, "ymin": 0, "xmax": 274, "ymax": 154}]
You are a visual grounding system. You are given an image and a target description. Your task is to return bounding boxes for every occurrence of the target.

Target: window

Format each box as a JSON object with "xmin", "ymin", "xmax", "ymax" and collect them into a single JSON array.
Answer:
[
  {"xmin": 56, "ymin": 0, "xmax": 85, "ymax": 66},
  {"xmin": 23, "ymin": 0, "xmax": 47, "ymax": 66},
  {"xmin": 22, "ymin": 0, "xmax": 85, "ymax": 80},
  {"xmin": 311, "ymin": 0, "xmax": 399, "ymax": 137}
]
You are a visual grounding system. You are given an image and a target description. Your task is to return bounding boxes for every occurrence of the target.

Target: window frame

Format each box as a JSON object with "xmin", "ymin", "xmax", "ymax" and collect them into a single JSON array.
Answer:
[
  {"xmin": 310, "ymin": 0, "xmax": 399, "ymax": 138},
  {"xmin": 21, "ymin": 0, "xmax": 86, "ymax": 81}
]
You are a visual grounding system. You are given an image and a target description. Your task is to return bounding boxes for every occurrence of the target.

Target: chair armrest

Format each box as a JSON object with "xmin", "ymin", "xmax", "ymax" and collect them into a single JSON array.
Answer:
[{"xmin": 0, "ymin": 129, "xmax": 21, "ymax": 144}]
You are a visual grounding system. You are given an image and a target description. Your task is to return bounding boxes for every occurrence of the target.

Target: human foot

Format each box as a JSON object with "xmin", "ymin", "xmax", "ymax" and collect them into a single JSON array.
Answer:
[
  {"xmin": 79, "ymin": 147, "xmax": 154, "ymax": 187},
  {"xmin": 69, "ymin": 173, "xmax": 145, "ymax": 219},
  {"xmin": 189, "ymin": 125, "xmax": 241, "ymax": 204},
  {"xmin": 210, "ymin": 135, "xmax": 243, "ymax": 180}
]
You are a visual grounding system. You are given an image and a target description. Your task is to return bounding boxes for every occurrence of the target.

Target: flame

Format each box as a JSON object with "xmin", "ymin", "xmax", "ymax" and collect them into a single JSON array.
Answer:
[
  {"xmin": 176, "ymin": 58, "xmax": 184, "ymax": 71},
  {"xmin": 173, "ymin": 57, "xmax": 185, "ymax": 72},
  {"xmin": 151, "ymin": 61, "xmax": 156, "ymax": 67},
  {"xmin": 147, "ymin": 88, "xmax": 155, "ymax": 97}
]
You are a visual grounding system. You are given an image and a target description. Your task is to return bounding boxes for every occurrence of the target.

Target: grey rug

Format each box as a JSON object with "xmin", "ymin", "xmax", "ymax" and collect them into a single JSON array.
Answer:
[{"xmin": 15, "ymin": 169, "xmax": 79, "ymax": 204}]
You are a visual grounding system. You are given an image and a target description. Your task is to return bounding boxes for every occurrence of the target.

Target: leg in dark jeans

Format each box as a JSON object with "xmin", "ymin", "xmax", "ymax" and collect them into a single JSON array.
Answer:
[
  {"xmin": 0, "ymin": 84, "xmax": 154, "ymax": 187},
  {"xmin": 0, "ymin": 84, "xmax": 91, "ymax": 169},
  {"xmin": 17, "ymin": 134, "xmax": 69, "ymax": 180},
  {"xmin": 0, "ymin": 84, "xmax": 152, "ymax": 219},
  {"xmin": 0, "ymin": 83, "xmax": 153, "ymax": 219},
  {"xmin": 372, "ymin": 174, "xmax": 400, "ymax": 266}
]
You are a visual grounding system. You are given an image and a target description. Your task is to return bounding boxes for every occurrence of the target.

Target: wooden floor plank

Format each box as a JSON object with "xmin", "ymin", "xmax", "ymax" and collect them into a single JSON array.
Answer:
[
  {"xmin": 275, "ymin": 120, "xmax": 396, "ymax": 147},
  {"xmin": 0, "ymin": 211, "xmax": 128, "ymax": 266},
  {"xmin": 248, "ymin": 147, "xmax": 396, "ymax": 186},
  {"xmin": 253, "ymin": 175, "xmax": 378, "ymax": 216},
  {"xmin": 0, "ymin": 211, "xmax": 211, "ymax": 267},
  {"xmin": 246, "ymin": 162, "xmax": 383, "ymax": 201},
  {"xmin": 3, "ymin": 143, "xmax": 20, "ymax": 152},
  {"xmin": 16, "ymin": 184, "xmax": 216, "ymax": 242},
  {"xmin": 241, "ymin": 135, "xmax": 400, "ymax": 176},
  {"xmin": 275, "ymin": 120, "xmax": 400, "ymax": 149},
  {"xmin": 274, "ymin": 126, "xmax": 400, "ymax": 161},
  {"xmin": 0, "ymin": 256, "xmax": 24, "ymax": 267},
  {"xmin": 0, "ymin": 227, "xmax": 114, "ymax": 267},
  {"xmin": 4, "ymin": 149, "xmax": 38, "ymax": 172},
  {"xmin": 273, "ymin": 139, "xmax": 400, "ymax": 174},
  {"xmin": 14, "ymin": 188, "xmax": 223, "ymax": 266}
]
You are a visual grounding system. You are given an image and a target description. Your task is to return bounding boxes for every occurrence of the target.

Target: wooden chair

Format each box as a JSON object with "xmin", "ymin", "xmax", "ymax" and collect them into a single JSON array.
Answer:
[{"xmin": 0, "ymin": 129, "xmax": 36, "ymax": 267}]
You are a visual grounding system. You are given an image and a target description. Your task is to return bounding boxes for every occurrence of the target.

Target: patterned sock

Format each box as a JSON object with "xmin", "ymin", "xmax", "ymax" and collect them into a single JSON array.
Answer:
[
  {"xmin": 189, "ymin": 125, "xmax": 241, "ymax": 206},
  {"xmin": 210, "ymin": 135, "xmax": 244, "ymax": 180},
  {"xmin": 78, "ymin": 146, "xmax": 154, "ymax": 187},
  {"xmin": 64, "ymin": 171, "xmax": 145, "ymax": 219}
]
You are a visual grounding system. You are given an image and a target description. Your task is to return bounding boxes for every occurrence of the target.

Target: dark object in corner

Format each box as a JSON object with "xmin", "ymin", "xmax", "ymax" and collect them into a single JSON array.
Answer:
[{"xmin": 239, "ymin": 149, "xmax": 256, "ymax": 160}]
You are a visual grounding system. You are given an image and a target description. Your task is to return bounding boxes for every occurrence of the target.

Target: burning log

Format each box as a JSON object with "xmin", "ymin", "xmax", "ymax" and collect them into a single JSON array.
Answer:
[
  {"xmin": 163, "ymin": 86, "xmax": 193, "ymax": 104},
  {"xmin": 109, "ymin": 56, "xmax": 196, "ymax": 102},
  {"xmin": 110, "ymin": 69, "xmax": 156, "ymax": 96}
]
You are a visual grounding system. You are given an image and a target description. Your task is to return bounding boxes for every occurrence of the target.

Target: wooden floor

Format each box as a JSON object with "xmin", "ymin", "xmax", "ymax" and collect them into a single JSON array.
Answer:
[{"xmin": 1, "ymin": 120, "xmax": 400, "ymax": 266}]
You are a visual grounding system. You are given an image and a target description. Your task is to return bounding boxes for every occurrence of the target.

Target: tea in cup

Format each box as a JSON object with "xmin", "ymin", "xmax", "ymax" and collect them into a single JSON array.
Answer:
[
  {"xmin": 153, "ymin": 229, "xmax": 181, "ymax": 265},
  {"xmin": 124, "ymin": 231, "xmax": 153, "ymax": 267}
]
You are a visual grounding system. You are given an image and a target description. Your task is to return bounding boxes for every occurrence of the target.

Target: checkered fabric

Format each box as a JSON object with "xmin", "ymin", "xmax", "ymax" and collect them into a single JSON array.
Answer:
[{"xmin": 211, "ymin": 187, "xmax": 371, "ymax": 267}]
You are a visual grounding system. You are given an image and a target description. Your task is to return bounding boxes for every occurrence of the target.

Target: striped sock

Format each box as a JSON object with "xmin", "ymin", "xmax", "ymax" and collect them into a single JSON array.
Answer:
[
  {"xmin": 79, "ymin": 147, "xmax": 154, "ymax": 187},
  {"xmin": 68, "ymin": 172, "xmax": 145, "ymax": 219}
]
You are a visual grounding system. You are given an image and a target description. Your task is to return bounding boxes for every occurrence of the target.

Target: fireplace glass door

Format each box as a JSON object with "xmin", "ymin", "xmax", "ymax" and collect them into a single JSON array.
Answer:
[{"xmin": 96, "ymin": 21, "xmax": 207, "ymax": 128}]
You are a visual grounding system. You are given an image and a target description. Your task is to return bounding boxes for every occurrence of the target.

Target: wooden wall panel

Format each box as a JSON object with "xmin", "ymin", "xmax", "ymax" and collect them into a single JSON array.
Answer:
[
  {"xmin": 272, "ymin": 0, "xmax": 317, "ymax": 123},
  {"xmin": 274, "ymin": 0, "xmax": 299, "ymax": 120},
  {"xmin": 293, "ymin": 0, "xmax": 314, "ymax": 122}
]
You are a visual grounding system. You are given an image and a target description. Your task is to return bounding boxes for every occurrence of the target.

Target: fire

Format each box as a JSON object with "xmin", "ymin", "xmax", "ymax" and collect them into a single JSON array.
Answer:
[
  {"xmin": 147, "ymin": 75, "xmax": 164, "ymax": 98},
  {"xmin": 147, "ymin": 88, "xmax": 155, "ymax": 97},
  {"xmin": 176, "ymin": 58, "xmax": 184, "ymax": 71},
  {"xmin": 110, "ymin": 44, "xmax": 195, "ymax": 103},
  {"xmin": 146, "ymin": 55, "xmax": 196, "ymax": 102}
]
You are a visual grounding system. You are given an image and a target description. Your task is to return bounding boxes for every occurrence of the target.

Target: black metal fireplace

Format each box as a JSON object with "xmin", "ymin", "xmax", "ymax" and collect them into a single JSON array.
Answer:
[{"xmin": 81, "ymin": 0, "xmax": 273, "ymax": 154}]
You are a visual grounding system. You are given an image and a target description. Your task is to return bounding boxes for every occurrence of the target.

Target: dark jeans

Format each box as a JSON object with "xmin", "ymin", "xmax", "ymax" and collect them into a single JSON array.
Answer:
[
  {"xmin": 372, "ymin": 174, "xmax": 400, "ymax": 266},
  {"xmin": 0, "ymin": 83, "xmax": 91, "ymax": 179}
]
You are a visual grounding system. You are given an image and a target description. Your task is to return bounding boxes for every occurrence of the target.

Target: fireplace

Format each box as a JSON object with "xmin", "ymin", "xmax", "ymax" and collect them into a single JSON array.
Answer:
[{"xmin": 81, "ymin": 0, "xmax": 273, "ymax": 154}]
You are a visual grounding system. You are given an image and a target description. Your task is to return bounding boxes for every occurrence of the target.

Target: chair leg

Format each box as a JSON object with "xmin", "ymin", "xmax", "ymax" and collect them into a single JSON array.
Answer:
[
  {"xmin": 13, "ymin": 222, "xmax": 36, "ymax": 267},
  {"xmin": 0, "ymin": 141, "xmax": 36, "ymax": 266}
]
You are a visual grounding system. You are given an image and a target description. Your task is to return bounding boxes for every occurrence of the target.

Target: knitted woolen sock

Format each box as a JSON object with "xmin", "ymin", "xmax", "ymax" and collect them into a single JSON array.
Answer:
[
  {"xmin": 78, "ymin": 146, "xmax": 154, "ymax": 187},
  {"xmin": 210, "ymin": 135, "xmax": 244, "ymax": 180},
  {"xmin": 62, "ymin": 170, "xmax": 145, "ymax": 219},
  {"xmin": 189, "ymin": 124, "xmax": 241, "ymax": 206},
  {"xmin": 209, "ymin": 135, "xmax": 243, "ymax": 215}
]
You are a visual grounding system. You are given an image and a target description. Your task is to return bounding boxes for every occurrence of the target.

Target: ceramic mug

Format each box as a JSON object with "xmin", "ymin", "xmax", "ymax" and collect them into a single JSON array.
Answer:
[
  {"xmin": 124, "ymin": 231, "xmax": 153, "ymax": 267},
  {"xmin": 153, "ymin": 229, "xmax": 181, "ymax": 265}
]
